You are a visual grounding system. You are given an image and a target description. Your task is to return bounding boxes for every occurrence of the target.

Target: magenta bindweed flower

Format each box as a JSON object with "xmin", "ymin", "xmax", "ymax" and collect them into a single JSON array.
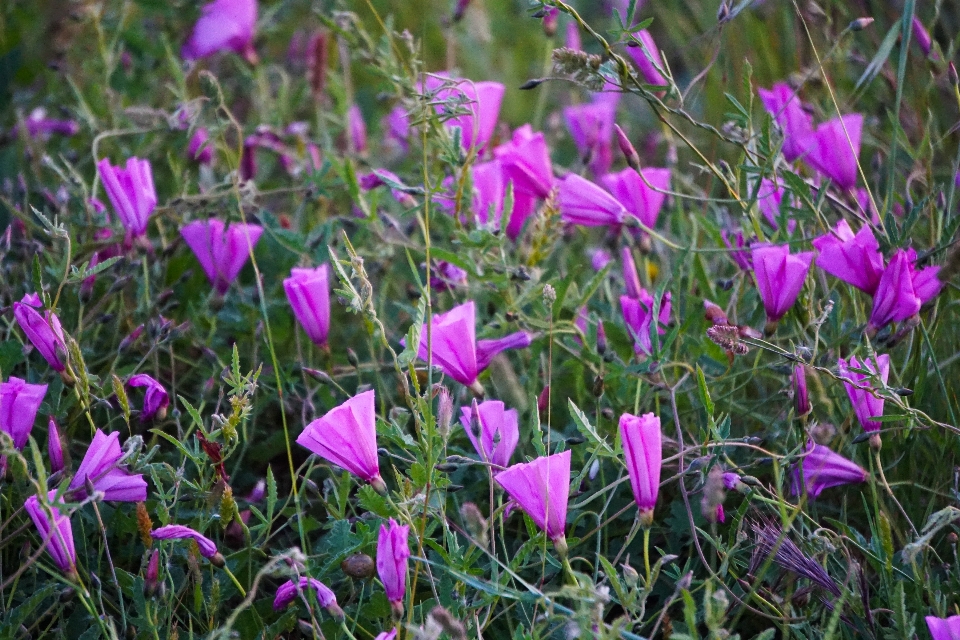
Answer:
[
  {"xmin": 621, "ymin": 246, "xmax": 643, "ymax": 300},
  {"xmin": 838, "ymin": 354, "xmax": 889, "ymax": 434},
  {"xmin": 751, "ymin": 244, "xmax": 814, "ymax": 325},
  {"xmin": 476, "ymin": 332, "xmax": 533, "ymax": 371},
  {"xmin": 619, "ymin": 412, "xmax": 662, "ymax": 526},
  {"xmin": 22, "ymin": 108, "xmax": 79, "ymax": 139},
  {"xmin": 284, "ymin": 265, "xmax": 331, "ymax": 347},
  {"xmin": 926, "ymin": 615, "xmax": 960, "ymax": 640},
  {"xmin": 374, "ymin": 631, "xmax": 398, "ymax": 640},
  {"xmin": 495, "ymin": 450, "xmax": 571, "ymax": 545},
  {"xmin": 0, "ymin": 377, "xmax": 47, "ymax": 450},
  {"xmin": 627, "ymin": 30, "xmax": 667, "ymax": 90},
  {"xmin": 377, "ymin": 518, "xmax": 410, "ymax": 614},
  {"xmin": 602, "ymin": 167, "xmax": 671, "ymax": 232},
  {"xmin": 459, "ymin": 400, "xmax": 519, "ymax": 469},
  {"xmin": 69, "ymin": 429, "xmax": 147, "ymax": 502},
  {"xmin": 128, "ymin": 374, "xmax": 170, "ymax": 421},
  {"xmin": 180, "ymin": 219, "xmax": 263, "ymax": 295},
  {"xmin": 382, "ymin": 105, "xmax": 410, "ymax": 155},
  {"xmin": 432, "ymin": 261, "xmax": 468, "ymax": 291},
  {"xmin": 182, "ymin": 0, "xmax": 257, "ymax": 63},
  {"xmin": 868, "ymin": 249, "xmax": 942, "ymax": 332},
  {"xmin": 24, "ymin": 492, "xmax": 76, "ymax": 577},
  {"xmin": 151, "ymin": 524, "xmax": 224, "ymax": 565},
  {"xmin": 590, "ymin": 248, "xmax": 612, "ymax": 272},
  {"xmin": 470, "ymin": 160, "xmax": 507, "ymax": 227},
  {"xmin": 48, "ymin": 418, "xmax": 64, "ymax": 473},
  {"xmin": 812, "ymin": 219, "xmax": 884, "ymax": 295},
  {"xmin": 558, "ymin": 174, "xmax": 626, "ymax": 227},
  {"xmin": 495, "ymin": 125, "xmax": 554, "ymax": 201},
  {"xmin": 347, "ymin": 104, "xmax": 368, "ymax": 155},
  {"xmin": 755, "ymin": 178, "xmax": 797, "ymax": 232},
  {"xmin": 798, "ymin": 114, "xmax": 863, "ymax": 190},
  {"xmin": 791, "ymin": 441, "xmax": 867, "ymax": 499},
  {"xmin": 424, "ymin": 75, "xmax": 505, "ymax": 153},
  {"xmin": 620, "ymin": 289, "xmax": 671, "ymax": 357},
  {"xmin": 296, "ymin": 390, "xmax": 385, "ymax": 491},
  {"xmin": 13, "ymin": 294, "xmax": 66, "ymax": 372},
  {"xmin": 188, "ymin": 128, "xmax": 213, "ymax": 165},
  {"xmin": 273, "ymin": 577, "xmax": 343, "ymax": 619},
  {"xmin": 757, "ymin": 82, "xmax": 813, "ymax": 162},
  {"xmin": 564, "ymin": 99, "xmax": 616, "ymax": 176}
]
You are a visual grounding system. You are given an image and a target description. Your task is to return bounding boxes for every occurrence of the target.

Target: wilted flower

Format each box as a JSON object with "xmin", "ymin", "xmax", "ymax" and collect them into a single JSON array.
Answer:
[
  {"xmin": 48, "ymin": 418, "xmax": 64, "ymax": 473},
  {"xmin": 812, "ymin": 219, "xmax": 884, "ymax": 294},
  {"xmin": 69, "ymin": 429, "xmax": 148, "ymax": 502},
  {"xmin": 602, "ymin": 167, "xmax": 671, "ymax": 232},
  {"xmin": 180, "ymin": 219, "xmax": 264, "ymax": 295},
  {"xmin": 926, "ymin": 615, "xmax": 960, "ymax": 640},
  {"xmin": 798, "ymin": 114, "xmax": 863, "ymax": 190},
  {"xmin": 24, "ymin": 492, "xmax": 76, "ymax": 576},
  {"xmin": 377, "ymin": 518, "xmax": 410, "ymax": 614},
  {"xmin": 296, "ymin": 390, "xmax": 385, "ymax": 491},
  {"xmin": 13, "ymin": 294, "xmax": 66, "ymax": 372},
  {"xmin": 757, "ymin": 82, "xmax": 813, "ymax": 162},
  {"xmin": 151, "ymin": 524, "xmax": 223, "ymax": 565},
  {"xmin": 620, "ymin": 289, "xmax": 671, "ymax": 357},
  {"xmin": 751, "ymin": 244, "xmax": 814, "ymax": 324},
  {"xmin": 791, "ymin": 441, "xmax": 867, "ymax": 499},
  {"xmin": 182, "ymin": 0, "xmax": 258, "ymax": 63},
  {"xmin": 273, "ymin": 577, "xmax": 342, "ymax": 619},
  {"xmin": 563, "ymin": 99, "xmax": 616, "ymax": 176},
  {"xmin": 459, "ymin": 400, "xmax": 519, "ymax": 469},
  {"xmin": 128, "ymin": 374, "xmax": 170, "ymax": 421},
  {"xmin": 0, "ymin": 377, "xmax": 47, "ymax": 450},
  {"xmin": 495, "ymin": 450, "xmax": 571, "ymax": 543},
  {"xmin": 619, "ymin": 412, "xmax": 662, "ymax": 526},
  {"xmin": 558, "ymin": 174, "xmax": 626, "ymax": 227},
  {"xmin": 628, "ymin": 30, "xmax": 668, "ymax": 91},
  {"xmin": 838, "ymin": 354, "xmax": 889, "ymax": 433},
  {"xmin": 284, "ymin": 265, "xmax": 331, "ymax": 347},
  {"xmin": 868, "ymin": 249, "xmax": 942, "ymax": 332}
]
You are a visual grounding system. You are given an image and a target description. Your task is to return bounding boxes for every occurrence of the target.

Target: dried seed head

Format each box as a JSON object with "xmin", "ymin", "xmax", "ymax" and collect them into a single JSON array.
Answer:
[
  {"xmin": 136, "ymin": 502, "xmax": 154, "ymax": 547},
  {"xmin": 706, "ymin": 325, "xmax": 749, "ymax": 354}
]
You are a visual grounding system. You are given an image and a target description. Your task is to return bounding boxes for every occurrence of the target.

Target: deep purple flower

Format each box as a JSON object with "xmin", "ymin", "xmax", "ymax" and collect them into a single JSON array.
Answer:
[
  {"xmin": 564, "ymin": 100, "xmax": 616, "ymax": 176},
  {"xmin": 751, "ymin": 244, "xmax": 814, "ymax": 323},
  {"xmin": 628, "ymin": 30, "xmax": 667, "ymax": 90},
  {"xmin": 620, "ymin": 289, "xmax": 671, "ymax": 357},
  {"xmin": 459, "ymin": 400, "xmax": 519, "ymax": 469},
  {"xmin": 13, "ymin": 294, "xmax": 66, "ymax": 371},
  {"xmin": 48, "ymin": 418, "xmax": 64, "ymax": 473},
  {"xmin": 297, "ymin": 390, "xmax": 385, "ymax": 491},
  {"xmin": 601, "ymin": 167, "xmax": 671, "ymax": 231},
  {"xmin": 24, "ymin": 492, "xmax": 76, "ymax": 576},
  {"xmin": 424, "ymin": 75, "xmax": 505, "ymax": 152},
  {"xmin": 838, "ymin": 354, "xmax": 889, "ymax": 433},
  {"xmin": 180, "ymin": 219, "xmax": 263, "ymax": 295},
  {"xmin": 798, "ymin": 114, "xmax": 863, "ymax": 190},
  {"xmin": 926, "ymin": 615, "xmax": 960, "ymax": 640},
  {"xmin": 869, "ymin": 249, "xmax": 942, "ymax": 332},
  {"xmin": 620, "ymin": 412, "xmax": 662, "ymax": 525},
  {"xmin": 273, "ymin": 577, "xmax": 341, "ymax": 619},
  {"xmin": 722, "ymin": 472, "xmax": 742, "ymax": 491},
  {"xmin": 495, "ymin": 125, "xmax": 554, "ymax": 201},
  {"xmin": 558, "ymin": 174, "xmax": 626, "ymax": 227},
  {"xmin": 722, "ymin": 230, "xmax": 753, "ymax": 271},
  {"xmin": 128, "ymin": 374, "xmax": 170, "ymax": 421},
  {"xmin": 182, "ymin": 0, "xmax": 257, "ymax": 62},
  {"xmin": 793, "ymin": 364, "xmax": 811, "ymax": 416},
  {"xmin": 69, "ymin": 429, "xmax": 147, "ymax": 502},
  {"xmin": 188, "ymin": 128, "xmax": 213, "ymax": 165},
  {"xmin": 496, "ymin": 450, "xmax": 571, "ymax": 543},
  {"xmin": 151, "ymin": 525, "xmax": 222, "ymax": 563},
  {"xmin": 284, "ymin": 265, "xmax": 331, "ymax": 347},
  {"xmin": 757, "ymin": 82, "xmax": 813, "ymax": 162},
  {"xmin": 97, "ymin": 157, "xmax": 157, "ymax": 238},
  {"xmin": 0, "ymin": 377, "xmax": 47, "ymax": 450},
  {"xmin": 812, "ymin": 219, "xmax": 884, "ymax": 294},
  {"xmin": 791, "ymin": 441, "xmax": 867, "ymax": 499},
  {"xmin": 377, "ymin": 518, "xmax": 410, "ymax": 610}
]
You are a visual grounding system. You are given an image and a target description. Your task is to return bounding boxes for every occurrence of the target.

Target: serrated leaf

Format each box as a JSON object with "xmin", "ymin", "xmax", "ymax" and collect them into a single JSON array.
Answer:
[
  {"xmin": 177, "ymin": 395, "xmax": 206, "ymax": 433},
  {"xmin": 568, "ymin": 400, "xmax": 614, "ymax": 455}
]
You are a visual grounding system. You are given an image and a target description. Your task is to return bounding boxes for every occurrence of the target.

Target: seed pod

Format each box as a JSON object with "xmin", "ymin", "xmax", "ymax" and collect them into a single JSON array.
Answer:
[{"xmin": 341, "ymin": 553, "xmax": 375, "ymax": 579}]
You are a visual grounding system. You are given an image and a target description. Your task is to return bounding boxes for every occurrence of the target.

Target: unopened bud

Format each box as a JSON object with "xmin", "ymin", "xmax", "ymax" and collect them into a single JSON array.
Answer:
[
  {"xmin": 452, "ymin": 0, "xmax": 471, "ymax": 21},
  {"xmin": 346, "ymin": 348, "xmax": 360, "ymax": 368},
  {"xmin": 436, "ymin": 386, "xmax": 453, "ymax": 439},
  {"xmin": 621, "ymin": 563, "xmax": 640, "ymax": 588},
  {"xmin": 542, "ymin": 8, "xmax": 558, "ymax": 37},
  {"xmin": 950, "ymin": 62, "xmax": 959, "ymax": 86},
  {"xmin": 519, "ymin": 78, "xmax": 545, "ymax": 90},
  {"xmin": 460, "ymin": 502, "xmax": 489, "ymax": 547},
  {"xmin": 210, "ymin": 552, "xmax": 226, "ymax": 568},
  {"xmin": 849, "ymin": 17, "xmax": 874, "ymax": 31},
  {"xmin": 47, "ymin": 418, "xmax": 64, "ymax": 473},
  {"xmin": 703, "ymin": 299, "xmax": 728, "ymax": 326},
  {"xmin": 596, "ymin": 320, "xmax": 607, "ymax": 355},
  {"xmin": 592, "ymin": 374, "xmax": 604, "ymax": 397},
  {"xmin": 538, "ymin": 386, "xmax": 550, "ymax": 414},
  {"xmin": 614, "ymin": 124, "xmax": 641, "ymax": 172},
  {"xmin": 145, "ymin": 549, "xmax": 160, "ymax": 597}
]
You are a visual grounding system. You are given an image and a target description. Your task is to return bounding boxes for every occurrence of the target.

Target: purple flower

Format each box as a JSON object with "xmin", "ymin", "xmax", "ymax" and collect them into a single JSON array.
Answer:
[
  {"xmin": 722, "ymin": 472, "xmax": 742, "ymax": 491},
  {"xmin": 751, "ymin": 244, "xmax": 814, "ymax": 323},
  {"xmin": 284, "ymin": 265, "xmax": 331, "ymax": 347},
  {"xmin": 912, "ymin": 17, "xmax": 933, "ymax": 58},
  {"xmin": 590, "ymin": 248, "xmax": 612, "ymax": 271},
  {"xmin": 459, "ymin": 400, "xmax": 519, "ymax": 469},
  {"xmin": 296, "ymin": 390, "xmax": 385, "ymax": 491},
  {"xmin": 347, "ymin": 104, "xmax": 368, "ymax": 155},
  {"xmin": 470, "ymin": 160, "xmax": 506, "ymax": 227},
  {"xmin": 188, "ymin": 128, "xmax": 213, "ymax": 165},
  {"xmin": 799, "ymin": 114, "xmax": 863, "ymax": 190},
  {"xmin": 496, "ymin": 450, "xmax": 571, "ymax": 542},
  {"xmin": 151, "ymin": 524, "xmax": 222, "ymax": 562},
  {"xmin": 722, "ymin": 229, "xmax": 753, "ymax": 271},
  {"xmin": 926, "ymin": 615, "xmax": 960, "ymax": 640},
  {"xmin": 601, "ymin": 167, "xmax": 671, "ymax": 230},
  {"xmin": 23, "ymin": 108, "xmax": 79, "ymax": 139},
  {"xmin": 128, "ymin": 374, "xmax": 170, "ymax": 421},
  {"xmin": 359, "ymin": 169, "xmax": 417, "ymax": 208},
  {"xmin": 812, "ymin": 219, "xmax": 884, "ymax": 294},
  {"xmin": 377, "ymin": 518, "xmax": 410, "ymax": 609},
  {"xmin": 495, "ymin": 124, "xmax": 555, "ymax": 201},
  {"xmin": 791, "ymin": 441, "xmax": 867, "ymax": 499},
  {"xmin": 382, "ymin": 105, "xmax": 410, "ymax": 155},
  {"xmin": 793, "ymin": 364, "xmax": 811, "ymax": 416},
  {"xmin": 565, "ymin": 20, "xmax": 582, "ymax": 51},
  {"xmin": 755, "ymin": 178, "xmax": 797, "ymax": 232},
  {"xmin": 97, "ymin": 157, "xmax": 157, "ymax": 238},
  {"xmin": 182, "ymin": 0, "xmax": 257, "ymax": 62},
  {"xmin": 69, "ymin": 429, "xmax": 147, "ymax": 502},
  {"xmin": 619, "ymin": 412, "xmax": 662, "ymax": 524},
  {"xmin": 273, "ymin": 577, "xmax": 341, "ymax": 619},
  {"xmin": 48, "ymin": 418, "xmax": 64, "ymax": 473},
  {"xmin": 375, "ymin": 631, "xmax": 398, "ymax": 640},
  {"xmin": 0, "ymin": 377, "xmax": 47, "ymax": 450},
  {"xmin": 24, "ymin": 492, "xmax": 76, "ymax": 576},
  {"xmin": 869, "ymin": 249, "xmax": 942, "ymax": 332},
  {"xmin": 13, "ymin": 294, "xmax": 66, "ymax": 372},
  {"xmin": 620, "ymin": 290, "xmax": 671, "ymax": 357},
  {"xmin": 180, "ymin": 219, "xmax": 264, "ymax": 295},
  {"xmin": 432, "ymin": 261, "xmax": 468, "ymax": 291},
  {"xmin": 621, "ymin": 246, "xmax": 643, "ymax": 299},
  {"xmin": 424, "ymin": 75, "xmax": 505, "ymax": 152},
  {"xmin": 476, "ymin": 332, "xmax": 533, "ymax": 371},
  {"xmin": 563, "ymin": 100, "xmax": 616, "ymax": 176},
  {"xmin": 838, "ymin": 354, "xmax": 890, "ymax": 433},
  {"xmin": 558, "ymin": 174, "xmax": 626, "ymax": 227},
  {"xmin": 627, "ymin": 30, "xmax": 667, "ymax": 90},
  {"xmin": 757, "ymin": 82, "xmax": 813, "ymax": 162}
]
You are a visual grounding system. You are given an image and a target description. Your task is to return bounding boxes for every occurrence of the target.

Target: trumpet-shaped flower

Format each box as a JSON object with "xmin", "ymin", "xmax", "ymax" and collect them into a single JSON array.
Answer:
[
  {"xmin": 97, "ymin": 158, "xmax": 157, "ymax": 237},
  {"xmin": 273, "ymin": 577, "xmax": 342, "ymax": 619},
  {"xmin": 13, "ymin": 294, "xmax": 66, "ymax": 372},
  {"xmin": 377, "ymin": 518, "xmax": 410, "ymax": 607},
  {"xmin": 869, "ymin": 249, "xmax": 942, "ymax": 332},
  {"xmin": 495, "ymin": 450, "xmax": 571, "ymax": 542},
  {"xmin": 495, "ymin": 125, "xmax": 554, "ymax": 200},
  {"xmin": 838, "ymin": 354, "xmax": 889, "ymax": 433},
  {"xmin": 69, "ymin": 429, "xmax": 147, "ymax": 502},
  {"xmin": 601, "ymin": 167, "xmax": 671, "ymax": 231},
  {"xmin": 284, "ymin": 265, "xmax": 331, "ymax": 347},
  {"xmin": 558, "ymin": 174, "xmax": 626, "ymax": 227},
  {"xmin": 798, "ymin": 114, "xmax": 863, "ymax": 190},
  {"xmin": 926, "ymin": 615, "xmax": 960, "ymax": 640},
  {"xmin": 296, "ymin": 390, "xmax": 384, "ymax": 490},
  {"xmin": 619, "ymin": 413, "xmax": 662, "ymax": 524},
  {"xmin": 459, "ymin": 400, "xmax": 519, "ymax": 469},
  {"xmin": 758, "ymin": 82, "xmax": 813, "ymax": 162},
  {"xmin": 751, "ymin": 244, "xmax": 814, "ymax": 323},
  {"xmin": 182, "ymin": 0, "xmax": 257, "ymax": 62},
  {"xmin": 48, "ymin": 418, "xmax": 64, "ymax": 473},
  {"xmin": 0, "ymin": 377, "xmax": 47, "ymax": 450},
  {"xmin": 564, "ymin": 100, "xmax": 617, "ymax": 176},
  {"xmin": 25, "ymin": 492, "xmax": 76, "ymax": 576},
  {"xmin": 620, "ymin": 290, "xmax": 671, "ymax": 357},
  {"xmin": 791, "ymin": 441, "xmax": 867, "ymax": 499},
  {"xmin": 180, "ymin": 219, "xmax": 263, "ymax": 295},
  {"xmin": 627, "ymin": 30, "xmax": 667, "ymax": 90},
  {"xmin": 812, "ymin": 220, "xmax": 884, "ymax": 294},
  {"xmin": 128, "ymin": 374, "xmax": 170, "ymax": 421},
  {"xmin": 151, "ymin": 524, "xmax": 222, "ymax": 564},
  {"xmin": 424, "ymin": 75, "xmax": 505, "ymax": 152}
]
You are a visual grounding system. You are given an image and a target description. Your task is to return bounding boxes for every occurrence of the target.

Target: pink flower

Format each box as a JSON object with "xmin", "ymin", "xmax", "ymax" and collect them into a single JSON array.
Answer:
[
  {"xmin": 296, "ymin": 390, "xmax": 384, "ymax": 490},
  {"xmin": 375, "ymin": 631, "xmax": 398, "ymax": 640},
  {"xmin": 180, "ymin": 219, "xmax": 263, "ymax": 295},
  {"xmin": 751, "ymin": 244, "xmax": 814, "ymax": 323},
  {"xmin": 621, "ymin": 246, "xmax": 643, "ymax": 299},
  {"xmin": 459, "ymin": 400, "xmax": 519, "ymax": 468},
  {"xmin": 565, "ymin": 21, "xmax": 582, "ymax": 51},
  {"xmin": 182, "ymin": 0, "xmax": 257, "ymax": 62},
  {"xmin": 627, "ymin": 30, "xmax": 667, "ymax": 90},
  {"xmin": 273, "ymin": 577, "xmax": 342, "ymax": 619},
  {"xmin": 13, "ymin": 294, "xmax": 66, "ymax": 371},
  {"xmin": 424, "ymin": 75, "xmax": 505, "ymax": 152},
  {"xmin": 926, "ymin": 615, "xmax": 960, "ymax": 640},
  {"xmin": 791, "ymin": 441, "xmax": 867, "ymax": 499},
  {"xmin": 601, "ymin": 167, "xmax": 671, "ymax": 230},
  {"xmin": 495, "ymin": 450, "xmax": 571, "ymax": 542},
  {"xmin": 0, "ymin": 377, "xmax": 47, "ymax": 450},
  {"xmin": 812, "ymin": 220, "xmax": 884, "ymax": 294},
  {"xmin": 620, "ymin": 412, "xmax": 662, "ymax": 523},
  {"xmin": 869, "ymin": 249, "xmax": 942, "ymax": 332},
  {"xmin": 377, "ymin": 518, "xmax": 410, "ymax": 608},
  {"xmin": 757, "ymin": 82, "xmax": 813, "ymax": 162},
  {"xmin": 722, "ymin": 229, "xmax": 753, "ymax": 271},
  {"xmin": 128, "ymin": 374, "xmax": 170, "ymax": 421},
  {"xmin": 382, "ymin": 105, "xmax": 410, "ymax": 155},
  {"xmin": 24, "ymin": 492, "xmax": 76, "ymax": 575},
  {"xmin": 620, "ymin": 290, "xmax": 671, "ymax": 357},
  {"xmin": 590, "ymin": 248, "xmax": 612, "ymax": 271},
  {"xmin": 558, "ymin": 174, "xmax": 626, "ymax": 227},
  {"xmin": 838, "ymin": 354, "xmax": 889, "ymax": 433},
  {"xmin": 755, "ymin": 178, "xmax": 796, "ymax": 232},
  {"xmin": 284, "ymin": 265, "xmax": 331, "ymax": 347},
  {"xmin": 347, "ymin": 104, "xmax": 368, "ymax": 155},
  {"xmin": 69, "ymin": 429, "xmax": 147, "ymax": 502},
  {"xmin": 563, "ymin": 100, "xmax": 617, "ymax": 176},
  {"xmin": 495, "ymin": 125, "xmax": 554, "ymax": 200},
  {"xmin": 151, "ymin": 524, "xmax": 222, "ymax": 563},
  {"xmin": 476, "ymin": 332, "xmax": 533, "ymax": 371},
  {"xmin": 188, "ymin": 128, "xmax": 213, "ymax": 165},
  {"xmin": 470, "ymin": 160, "xmax": 507, "ymax": 227},
  {"xmin": 798, "ymin": 114, "xmax": 863, "ymax": 190}
]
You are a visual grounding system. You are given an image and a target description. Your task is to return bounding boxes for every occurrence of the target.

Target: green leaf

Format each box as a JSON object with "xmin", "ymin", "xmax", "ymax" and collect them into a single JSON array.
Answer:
[
  {"xmin": 0, "ymin": 340, "xmax": 24, "ymax": 375},
  {"xmin": 112, "ymin": 374, "xmax": 131, "ymax": 427},
  {"xmin": 0, "ymin": 585, "xmax": 56, "ymax": 639},
  {"xmin": 266, "ymin": 464, "xmax": 277, "ymax": 527},
  {"xmin": 568, "ymin": 399, "xmax": 614, "ymax": 456},
  {"xmin": 696, "ymin": 365, "xmax": 714, "ymax": 417},
  {"xmin": 854, "ymin": 23, "xmax": 900, "ymax": 92}
]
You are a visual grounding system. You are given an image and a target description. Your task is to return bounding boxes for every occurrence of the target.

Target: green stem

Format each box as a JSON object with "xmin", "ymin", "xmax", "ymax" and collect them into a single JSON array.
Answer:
[
  {"xmin": 221, "ymin": 565, "xmax": 246, "ymax": 598},
  {"xmin": 643, "ymin": 527, "xmax": 651, "ymax": 587}
]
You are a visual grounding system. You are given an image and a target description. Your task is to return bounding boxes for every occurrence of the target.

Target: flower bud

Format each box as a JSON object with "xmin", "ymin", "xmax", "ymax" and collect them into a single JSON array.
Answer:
[
  {"xmin": 341, "ymin": 553, "xmax": 375, "ymax": 579},
  {"xmin": 614, "ymin": 124, "xmax": 641, "ymax": 173},
  {"xmin": 849, "ymin": 17, "xmax": 874, "ymax": 31},
  {"xmin": 596, "ymin": 320, "xmax": 607, "ymax": 355},
  {"xmin": 542, "ymin": 8, "xmax": 558, "ymax": 37},
  {"xmin": 145, "ymin": 549, "xmax": 160, "ymax": 597},
  {"xmin": 436, "ymin": 386, "xmax": 453, "ymax": 440},
  {"xmin": 47, "ymin": 418, "xmax": 64, "ymax": 473},
  {"xmin": 793, "ymin": 364, "xmax": 811, "ymax": 416}
]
